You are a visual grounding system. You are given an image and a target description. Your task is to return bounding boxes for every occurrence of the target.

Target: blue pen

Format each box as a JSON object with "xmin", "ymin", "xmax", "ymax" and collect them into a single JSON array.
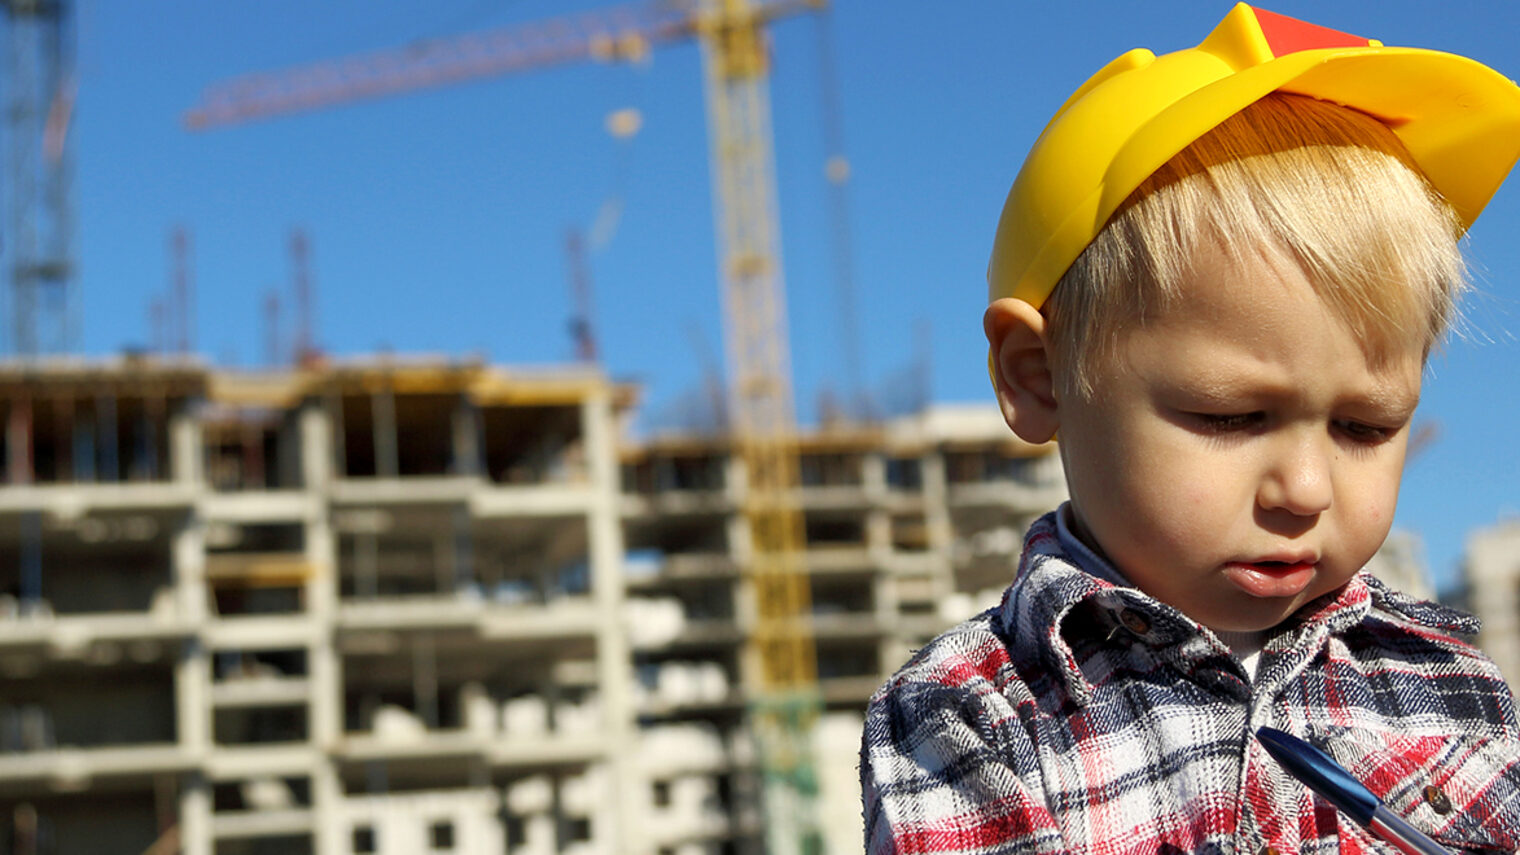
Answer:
[{"xmin": 1256, "ymin": 727, "xmax": 1452, "ymax": 855}]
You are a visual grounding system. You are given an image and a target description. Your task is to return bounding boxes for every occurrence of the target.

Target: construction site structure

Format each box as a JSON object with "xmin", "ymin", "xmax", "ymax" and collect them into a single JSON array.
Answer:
[
  {"xmin": 1462, "ymin": 517, "xmax": 1520, "ymax": 690},
  {"xmin": 2, "ymin": 0, "xmax": 76, "ymax": 358},
  {"xmin": 0, "ymin": 355, "xmax": 1069, "ymax": 855},
  {"xmin": 186, "ymin": 3, "xmax": 841, "ymax": 848}
]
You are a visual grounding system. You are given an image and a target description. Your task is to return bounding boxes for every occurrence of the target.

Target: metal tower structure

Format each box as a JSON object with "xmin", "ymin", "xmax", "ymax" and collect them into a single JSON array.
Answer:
[
  {"xmin": 695, "ymin": 3, "xmax": 822, "ymax": 852},
  {"xmin": 290, "ymin": 228, "xmax": 316, "ymax": 365},
  {"xmin": 171, "ymin": 225, "xmax": 194, "ymax": 355},
  {"xmin": 565, "ymin": 226, "xmax": 599, "ymax": 363},
  {"xmin": 2, "ymin": 0, "xmax": 74, "ymax": 358}
]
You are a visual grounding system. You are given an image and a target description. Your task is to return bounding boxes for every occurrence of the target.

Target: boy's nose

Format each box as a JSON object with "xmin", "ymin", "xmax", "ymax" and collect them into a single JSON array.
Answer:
[{"xmin": 1257, "ymin": 434, "xmax": 1333, "ymax": 517}]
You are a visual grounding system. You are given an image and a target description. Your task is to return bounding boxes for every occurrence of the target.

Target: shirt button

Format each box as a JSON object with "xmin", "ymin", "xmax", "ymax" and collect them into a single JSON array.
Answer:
[
  {"xmin": 1119, "ymin": 608, "xmax": 1151, "ymax": 635},
  {"xmin": 1424, "ymin": 785, "xmax": 1452, "ymax": 814},
  {"xmin": 1256, "ymin": 846, "xmax": 1281, "ymax": 855}
]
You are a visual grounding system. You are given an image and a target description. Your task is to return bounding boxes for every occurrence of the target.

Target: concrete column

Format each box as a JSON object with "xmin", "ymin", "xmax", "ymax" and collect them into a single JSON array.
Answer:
[
  {"xmin": 279, "ymin": 408, "xmax": 303, "ymax": 488},
  {"xmin": 135, "ymin": 397, "xmax": 162, "ymax": 482},
  {"xmin": 178, "ymin": 773, "xmax": 213, "ymax": 855},
  {"xmin": 309, "ymin": 628, "xmax": 343, "ymax": 748},
  {"xmin": 1470, "ymin": 524, "xmax": 1520, "ymax": 689},
  {"xmin": 580, "ymin": 386, "xmax": 645, "ymax": 855},
  {"xmin": 861, "ymin": 450, "xmax": 886, "ymax": 499},
  {"xmin": 307, "ymin": 512, "xmax": 341, "ymax": 744},
  {"xmin": 311, "ymin": 763, "xmax": 345, "ymax": 855},
  {"xmin": 867, "ymin": 499, "xmax": 895, "ymax": 688},
  {"xmin": 921, "ymin": 449, "xmax": 955, "ymax": 601},
  {"xmin": 453, "ymin": 504, "xmax": 474, "ymax": 591},
  {"xmin": 174, "ymin": 638, "xmax": 210, "ymax": 754},
  {"xmin": 305, "ymin": 394, "xmax": 346, "ymax": 855},
  {"xmin": 724, "ymin": 453, "xmax": 747, "ymax": 503},
  {"xmin": 6, "ymin": 393, "xmax": 31, "ymax": 484},
  {"xmin": 727, "ymin": 503, "xmax": 761, "ymax": 694},
  {"xmin": 52, "ymin": 396, "xmax": 73, "ymax": 483},
  {"xmin": 863, "ymin": 451, "xmax": 892, "ymax": 633},
  {"xmin": 170, "ymin": 401, "xmax": 203, "ymax": 486},
  {"xmin": 97, "ymin": 393, "xmax": 119, "ymax": 482},
  {"xmin": 413, "ymin": 632, "xmax": 439, "ymax": 729},
  {"xmin": 72, "ymin": 400, "xmax": 96, "ymax": 482},
  {"xmin": 325, "ymin": 392, "xmax": 346, "ymax": 480},
  {"xmin": 174, "ymin": 514, "xmax": 207, "ymax": 623},
  {"xmin": 865, "ymin": 507, "xmax": 890, "ymax": 561},
  {"xmin": 451, "ymin": 393, "xmax": 482, "ymax": 477},
  {"xmin": 372, "ymin": 387, "xmax": 399, "ymax": 479}
]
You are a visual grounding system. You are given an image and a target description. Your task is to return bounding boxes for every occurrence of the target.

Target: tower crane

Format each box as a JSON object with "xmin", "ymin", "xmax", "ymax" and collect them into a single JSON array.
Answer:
[
  {"xmin": 3, "ymin": 0, "xmax": 76, "ymax": 357},
  {"xmin": 186, "ymin": 2, "xmax": 828, "ymax": 852}
]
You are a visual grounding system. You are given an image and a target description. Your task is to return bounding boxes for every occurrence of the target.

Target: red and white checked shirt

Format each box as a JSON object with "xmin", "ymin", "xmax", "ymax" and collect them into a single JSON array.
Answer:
[{"xmin": 861, "ymin": 510, "xmax": 1520, "ymax": 855}]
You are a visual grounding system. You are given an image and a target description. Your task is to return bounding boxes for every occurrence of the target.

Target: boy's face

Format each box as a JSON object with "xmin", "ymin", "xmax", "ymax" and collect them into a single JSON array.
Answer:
[{"xmin": 1056, "ymin": 242, "xmax": 1423, "ymax": 632}]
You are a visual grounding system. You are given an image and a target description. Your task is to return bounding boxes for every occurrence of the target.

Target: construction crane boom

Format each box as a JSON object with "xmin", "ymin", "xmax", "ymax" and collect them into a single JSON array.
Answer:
[
  {"xmin": 187, "ymin": 2, "xmax": 828, "ymax": 853},
  {"xmin": 184, "ymin": 0, "xmax": 819, "ymax": 131}
]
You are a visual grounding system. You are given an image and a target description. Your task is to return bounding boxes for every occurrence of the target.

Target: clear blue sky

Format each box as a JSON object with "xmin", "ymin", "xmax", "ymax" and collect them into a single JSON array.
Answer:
[{"xmin": 61, "ymin": 0, "xmax": 1520, "ymax": 594}]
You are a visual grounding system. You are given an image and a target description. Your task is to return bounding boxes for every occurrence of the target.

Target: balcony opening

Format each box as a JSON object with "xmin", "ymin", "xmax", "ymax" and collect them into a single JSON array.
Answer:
[
  {"xmin": 798, "ymin": 452, "xmax": 863, "ymax": 488},
  {"xmin": 885, "ymin": 456, "xmax": 922, "ymax": 491},
  {"xmin": 804, "ymin": 515, "xmax": 865, "ymax": 549},
  {"xmin": 206, "ymin": 522, "xmax": 309, "ymax": 616},
  {"xmin": 203, "ymin": 405, "xmax": 302, "ymax": 491},
  {"xmin": 622, "ymin": 451, "xmax": 725, "ymax": 493},
  {"xmin": 891, "ymin": 514, "xmax": 930, "ymax": 552},
  {"xmin": 214, "ymin": 706, "xmax": 308, "ymax": 746},
  {"xmin": 480, "ymin": 403, "xmax": 585, "ymax": 485},
  {"xmin": 3, "ymin": 660, "xmax": 176, "ymax": 751},
  {"xmin": 0, "ymin": 511, "xmax": 177, "ymax": 616}
]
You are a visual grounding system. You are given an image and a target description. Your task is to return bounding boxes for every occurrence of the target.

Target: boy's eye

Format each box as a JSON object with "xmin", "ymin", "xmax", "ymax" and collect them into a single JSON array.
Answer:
[
  {"xmin": 1335, "ymin": 420, "xmax": 1397, "ymax": 445},
  {"xmin": 1193, "ymin": 412, "xmax": 1264, "ymax": 432}
]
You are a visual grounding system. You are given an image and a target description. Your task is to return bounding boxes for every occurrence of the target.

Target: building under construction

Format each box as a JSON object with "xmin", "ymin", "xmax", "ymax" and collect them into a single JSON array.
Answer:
[
  {"xmin": 1462, "ymin": 518, "xmax": 1520, "ymax": 690},
  {"xmin": 0, "ymin": 355, "xmax": 1067, "ymax": 855}
]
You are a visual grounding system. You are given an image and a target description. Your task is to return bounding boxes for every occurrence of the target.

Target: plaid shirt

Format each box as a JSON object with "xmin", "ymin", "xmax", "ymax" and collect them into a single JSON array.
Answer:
[{"xmin": 862, "ymin": 511, "xmax": 1520, "ymax": 855}]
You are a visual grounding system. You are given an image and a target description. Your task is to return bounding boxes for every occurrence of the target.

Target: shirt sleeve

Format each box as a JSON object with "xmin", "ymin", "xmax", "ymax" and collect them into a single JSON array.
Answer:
[{"xmin": 859, "ymin": 671, "xmax": 1068, "ymax": 855}]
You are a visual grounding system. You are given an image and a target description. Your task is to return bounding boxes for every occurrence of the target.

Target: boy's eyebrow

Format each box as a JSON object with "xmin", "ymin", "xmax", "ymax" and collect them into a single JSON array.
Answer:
[
  {"xmin": 1168, "ymin": 370, "xmax": 1420, "ymax": 416},
  {"xmin": 1341, "ymin": 386, "xmax": 1421, "ymax": 419}
]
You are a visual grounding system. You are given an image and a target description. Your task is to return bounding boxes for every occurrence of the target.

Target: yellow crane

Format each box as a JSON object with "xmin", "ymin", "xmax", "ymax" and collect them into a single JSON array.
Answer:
[{"xmin": 187, "ymin": 2, "xmax": 827, "ymax": 852}]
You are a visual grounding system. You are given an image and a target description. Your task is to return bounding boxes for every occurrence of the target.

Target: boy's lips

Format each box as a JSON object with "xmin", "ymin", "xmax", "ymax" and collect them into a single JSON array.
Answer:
[{"xmin": 1223, "ymin": 559, "xmax": 1318, "ymax": 599}]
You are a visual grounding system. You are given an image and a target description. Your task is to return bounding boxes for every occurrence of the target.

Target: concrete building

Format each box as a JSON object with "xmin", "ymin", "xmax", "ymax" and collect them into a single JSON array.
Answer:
[
  {"xmin": 0, "ymin": 358, "xmax": 1066, "ymax": 855},
  {"xmin": 1363, "ymin": 529, "xmax": 1436, "ymax": 602},
  {"xmin": 1463, "ymin": 517, "xmax": 1520, "ymax": 689}
]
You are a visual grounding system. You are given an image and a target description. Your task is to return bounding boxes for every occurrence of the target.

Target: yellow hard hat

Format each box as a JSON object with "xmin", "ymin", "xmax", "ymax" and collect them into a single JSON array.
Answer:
[{"xmin": 987, "ymin": 3, "xmax": 1520, "ymax": 309}]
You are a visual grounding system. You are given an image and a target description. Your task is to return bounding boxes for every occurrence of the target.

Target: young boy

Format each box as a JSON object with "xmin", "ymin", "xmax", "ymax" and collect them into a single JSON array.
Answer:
[{"xmin": 861, "ymin": 6, "xmax": 1520, "ymax": 854}]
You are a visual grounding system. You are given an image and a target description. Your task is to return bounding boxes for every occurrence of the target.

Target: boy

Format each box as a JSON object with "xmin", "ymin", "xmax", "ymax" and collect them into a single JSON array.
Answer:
[{"xmin": 861, "ymin": 6, "xmax": 1520, "ymax": 854}]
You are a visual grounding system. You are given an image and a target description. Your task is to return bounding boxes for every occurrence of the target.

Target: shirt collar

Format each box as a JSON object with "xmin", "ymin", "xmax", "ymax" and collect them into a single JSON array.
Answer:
[
  {"xmin": 1002, "ymin": 511, "xmax": 1211, "ymax": 705},
  {"xmin": 999, "ymin": 508, "xmax": 1444, "ymax": 705}
]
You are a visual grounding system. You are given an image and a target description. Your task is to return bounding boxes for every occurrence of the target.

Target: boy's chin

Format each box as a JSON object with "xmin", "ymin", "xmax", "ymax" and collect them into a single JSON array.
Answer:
[{"xmin": 1191, "ymin": 597, "xmax": 1307, "ymax": 635}]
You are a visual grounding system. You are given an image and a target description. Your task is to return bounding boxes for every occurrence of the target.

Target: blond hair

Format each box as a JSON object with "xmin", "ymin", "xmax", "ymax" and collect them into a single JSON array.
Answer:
[{"xmin": 1045, "ymin": 93, "xmax": 1467, "ymax": 398}]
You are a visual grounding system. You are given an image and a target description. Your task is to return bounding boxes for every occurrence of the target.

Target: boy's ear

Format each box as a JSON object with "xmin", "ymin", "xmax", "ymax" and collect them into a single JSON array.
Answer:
[{"xmin": 984, "ymin": 298, "xmax": 1059, "ymax": 443}]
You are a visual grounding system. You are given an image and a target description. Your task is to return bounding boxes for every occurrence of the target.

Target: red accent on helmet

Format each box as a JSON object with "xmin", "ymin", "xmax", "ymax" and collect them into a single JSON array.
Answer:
[{"xmin": 1252, "ymin": 7, "xmax": 1371, "ymax": 56}]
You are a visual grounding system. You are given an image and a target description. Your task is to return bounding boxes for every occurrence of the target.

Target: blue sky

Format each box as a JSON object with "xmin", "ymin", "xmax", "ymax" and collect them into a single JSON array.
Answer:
[{"xmin": 55, "ymin": 0, "xmax": 1520, "ymax": 593}]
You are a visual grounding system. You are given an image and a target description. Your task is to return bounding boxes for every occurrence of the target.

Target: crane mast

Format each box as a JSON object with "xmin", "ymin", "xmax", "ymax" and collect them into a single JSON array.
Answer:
[
  {"xmin": 3, "ymin": 0, "xmax": 75, "ymax": 357},
  {"xmin": 696, "ymin": 2, "xmax": 822, "ymax": 852},
  {"xmin": 186, "ymin": 3, "xmax": 828, "ymax": 853}
]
